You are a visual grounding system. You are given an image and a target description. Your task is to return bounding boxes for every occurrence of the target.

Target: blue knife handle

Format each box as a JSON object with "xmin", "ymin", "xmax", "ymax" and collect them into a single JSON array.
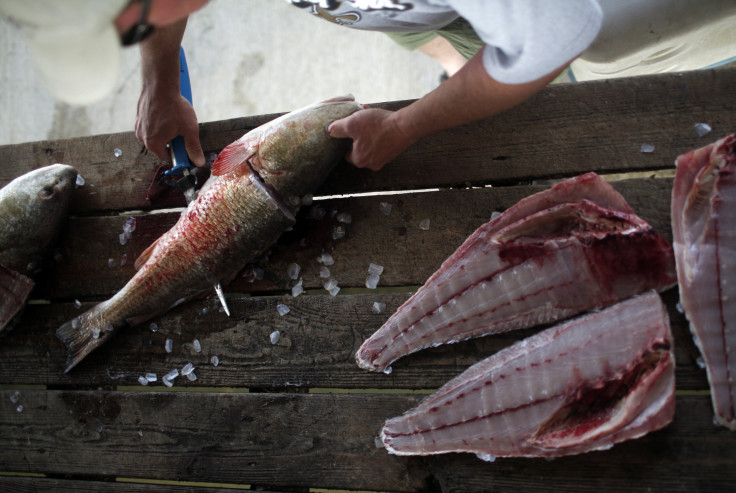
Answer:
[{"xmin": 165, "ymin": 46, "xmax": 193, "ymax": 176}]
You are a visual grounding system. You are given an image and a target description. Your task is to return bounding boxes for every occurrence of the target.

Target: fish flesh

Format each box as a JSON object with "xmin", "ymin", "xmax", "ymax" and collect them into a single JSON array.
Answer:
[
  {"xmin": 672, "ymin": 134, "xmax": 736, "ymax": 430},
  {"xmin": 380, "ymin": 291, "xmax": 675, "ymax": 458},
  {"xmin": 0, "ymin": 164, "xmax": 78, "ymax": 336},
  {"xmin": 57, "ymin": 96, "xmax": 362, "ymax": 372},
  {"xmin": 356, "ymin": 173, "xmax": 677, "ymax": 372}
]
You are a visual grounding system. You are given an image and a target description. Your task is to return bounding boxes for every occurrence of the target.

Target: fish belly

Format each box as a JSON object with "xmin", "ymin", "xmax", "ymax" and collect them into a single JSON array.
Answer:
[
  {"xmin": 380, "ymin": 291, "xmax": 675, "ymax": 458},
  {"xmin": 673, "ymin": 134, "xmax": 736, "ymax": 430}
]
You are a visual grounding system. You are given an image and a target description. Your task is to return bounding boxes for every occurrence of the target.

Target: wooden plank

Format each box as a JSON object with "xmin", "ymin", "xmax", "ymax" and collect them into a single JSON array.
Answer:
[
  {"xmin": 0, "ymin": 476, "xmax": 253, "ymax": 493},
  {"xmin": 0, "ymin": 390, "xmax": 733, "ymax": 492},
  {"xmin": 0, "ymin": 288, "xmax": 709, "ymax": 391},
  {"xmin": 1, "ymin": 69, "xmax": 734, "ymax": 213},
  {"xmin": 32, "ymin": 177, "xmax": 675, "ymax": 299}
]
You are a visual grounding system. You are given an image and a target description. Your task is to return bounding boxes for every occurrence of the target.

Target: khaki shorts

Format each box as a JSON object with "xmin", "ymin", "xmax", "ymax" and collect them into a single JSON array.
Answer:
[{"xmin": 384, "ymin": 17, "xmax": 484, "ymax": 61}]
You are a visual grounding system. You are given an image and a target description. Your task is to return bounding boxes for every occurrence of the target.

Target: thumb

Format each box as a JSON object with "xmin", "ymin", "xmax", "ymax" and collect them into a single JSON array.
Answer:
[
  {"xmin": 327, "ymin": 118, "xmax": 350, "ymax": 139},
  {"xmin": 182, "ymin": 123, "xmax": 205, "ymax": 167}
]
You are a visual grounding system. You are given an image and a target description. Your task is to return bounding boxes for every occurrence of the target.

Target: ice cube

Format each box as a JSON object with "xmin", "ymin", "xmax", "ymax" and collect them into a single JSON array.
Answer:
[
  {"xmin": 319, "ymin": 266, "xmax": 331, "ymax": 278},
  {"xmin": 113, "ymin": 148, "xmax": 123, "ymax": 158},
  {"xmin": 419, "ymin": 219, "xmax": 430, "ymax": 230},
  {"xmin": 193, "ymin": 339, "xmax": 201, "ymax": 353},
  {"xmin": 120, "ymin": 254, "xmax": 128, "ymax": 266},
  {"xmin": 9, "ymin": 391, "xmax": 19, "ymax": 404},
  {"xmin": 329, "ymin": 286, "xmax": 340, "ymax": 297},
  {"xmin": 186, "ymin": 372, "xmax": 197, "ymax": 381},
  {"xmin": 74, "ymin": 299, "xmax": 82, "ymax": 309},
  {"xmin": 323, "ymin": 279, "xmax": 338, "ymax": 291},
  {"xmin": 301, "ymin": 194, "xmax": 313, "ymax": 205},
  {"xmin": 75, "ymin": 174, "xmax": 85, "ymax": 187},
  {"xmin": 640, "ymin": 143, "xmax": 655, "ymax": 153},
  {"xmin": 270, "ymin": 330, "xmax": 281, "ymax": 345},
  {"xmin": 318, "ymin": 253, "xmax": 334, "ymax": 265},
  {"xmin": 287, "ymin": 263, "xmax": 301, "ymax": 280},
  {"xmin": 118, "ymin": 233, "xmax": 128, "ymax": 246},
  {"xmin": 138, "ymin": 375, "xmax": 149, "ymax": 386},
  {"xmin": 491, "ymin": 211, "xmax": 502, "ymax": 220},
  {"xmin": 16, "ymin": 405, "xmax": 23, "ymax": 413},
  {"xmin": 476, "ymin": 453, "xmax": 496, "ymax": 462},
  {"xmin": 379, "ymin": 202, "xmax": 392, "ymax": 215},
  {"xmin": 211, "ymin": 355, "xmax": 219, "ymax": 366},
  {"xmin": 694, "ymin": 122, "xmax": 712, "ymax": 137},
  {"xmin": 182, "ymin": 363, "xmax": 195, "ymax": 375},
  {"xmin": 165, "ymin": 369, "xmax": 179, "ymax": 381},
  {"xmin": 165, "ymin": 338, "xmax": 173, "ymax": 353},
  {"xmin": 332, "ymin": 226, "xmax": 346, "ymax": 240},
  {"xmin": 150, "ymin": 322, "xmax": 158, "ymax": 332},
  {"xmin": 145, "ymin": 373, "xmax": 157, "ymax": 382},
  {"xmin": 365, "ymin": 273, "xmax": 380, "ymax": 289},
  {"xmin": 108, "ymin": 258, "xmax": 115, "ymax": 268},
  {"xmin": 277, "ymin": 304, "xmax": 290, "ymax": 316},
  {"xmin": 367, "ymin": 263, "xmax": 384, "ymax": 276},
  {"xmin": 336, "ymin": 212, "xmax": 352, "ymax": 224},
  {"xmin": 371, "ymin": 301, "xmax": 386, "ymax": 314},
  {"xmin": 162, "ymin": 378, "xmax": 174, "ymax": 388},
  {"xmin": 292, "ymin": 279, "xmax": 304, "ymax": 297}
]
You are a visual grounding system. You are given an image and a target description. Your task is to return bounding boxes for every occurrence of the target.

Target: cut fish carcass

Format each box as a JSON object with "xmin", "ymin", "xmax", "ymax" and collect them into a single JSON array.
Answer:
[
  {"xmin": 380, "ymin": 291, "xmax": 675, "ymax": 458},
  {"xmin": 357, "ymin": 173, "xmax": 677, "ymax": 372},
  {"xmin": 672, "ymin": 134, "xmax": 736, "ymax": 430}
]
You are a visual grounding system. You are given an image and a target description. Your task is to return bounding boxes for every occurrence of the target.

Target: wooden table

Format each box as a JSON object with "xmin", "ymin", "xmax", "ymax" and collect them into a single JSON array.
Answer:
[{"xmin": 1, "ymin": 68, "xmax": 735, "ymax": 492}]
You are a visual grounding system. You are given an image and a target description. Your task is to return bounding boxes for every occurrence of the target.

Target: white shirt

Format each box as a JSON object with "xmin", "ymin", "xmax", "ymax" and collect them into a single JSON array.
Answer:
[{"xmin": 287, "ymin": 0, "xmax": 603, "ymax": 84}]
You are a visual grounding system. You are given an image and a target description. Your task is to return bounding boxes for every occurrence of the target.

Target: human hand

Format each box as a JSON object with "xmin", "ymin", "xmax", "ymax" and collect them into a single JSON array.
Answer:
[
  {"xmin": 328, "ymin": 108, "xmax": 416, "ymax": 171},
  {"xmin": 134, "ymin": 85, "xmax": 205, "ymax": 166}
]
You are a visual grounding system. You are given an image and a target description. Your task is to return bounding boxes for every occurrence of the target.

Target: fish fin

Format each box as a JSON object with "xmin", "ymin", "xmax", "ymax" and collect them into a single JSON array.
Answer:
[
  {"xmin": 211, "ymin": 141, "xmax": 256, "ymax": 176},
  {"xmin": 134, "ymin": 238, "xmax": 162, "ymax": 271},
  {"xmin": 56, "ymin": 303, "xmax": 116, "ymax": 373},
  {"xmin": 0, "ymin": 264, "xmax": 34, "ymax": 337}
]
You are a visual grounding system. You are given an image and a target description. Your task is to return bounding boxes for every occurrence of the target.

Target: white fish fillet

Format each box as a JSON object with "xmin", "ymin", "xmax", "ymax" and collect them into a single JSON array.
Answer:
[
  {"xmin": 672, "ymin": 134, "xmax": 736, "ymax": 430},
  {"xmin": 357, "ymin": 173, "xmax": 677, "ymax": 372},
  {"xmin": 380, "ymin": 291, "xmax": 675, "ymax": 458}
]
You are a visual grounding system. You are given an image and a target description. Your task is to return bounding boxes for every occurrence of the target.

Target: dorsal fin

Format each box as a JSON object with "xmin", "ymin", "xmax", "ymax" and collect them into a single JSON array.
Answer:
[
  {"xmin": 134, "ymin": 238, "xmax": 161, "ymax": 270},
  {"xmin": 211, "ymin": 140, "xmax": 256, "ymax": 176}
]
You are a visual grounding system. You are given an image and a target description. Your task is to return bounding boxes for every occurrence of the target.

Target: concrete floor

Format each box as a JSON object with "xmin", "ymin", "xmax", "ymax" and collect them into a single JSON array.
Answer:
[{"xmin": 0, "ymin": 1, "xmax": 442, "ymax": 146}]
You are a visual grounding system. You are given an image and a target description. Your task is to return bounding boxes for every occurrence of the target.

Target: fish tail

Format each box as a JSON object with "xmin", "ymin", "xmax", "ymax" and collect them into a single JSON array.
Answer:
[{"xmin": 56, "ymin": 301, "xmax": 117, "ymax": 373}]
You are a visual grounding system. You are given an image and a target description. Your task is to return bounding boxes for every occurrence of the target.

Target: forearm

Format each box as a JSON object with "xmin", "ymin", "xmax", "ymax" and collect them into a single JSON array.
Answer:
[
  {"xmin": 391, "ymin": 50, "xmax": 566, "ymax": 142},
  {"xmin": 139, "ymin": 19, "xmax": 188, "ymax": 93}
]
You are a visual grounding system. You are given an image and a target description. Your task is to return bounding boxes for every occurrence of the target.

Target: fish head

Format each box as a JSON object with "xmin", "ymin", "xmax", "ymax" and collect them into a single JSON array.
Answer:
[
  {"xmin": 0, "ymin": 164, "xmax": 78, "ymax": 274},
  {"xmin": 211, "ymin": 96, "xmax": 363, "ymax": 203}
]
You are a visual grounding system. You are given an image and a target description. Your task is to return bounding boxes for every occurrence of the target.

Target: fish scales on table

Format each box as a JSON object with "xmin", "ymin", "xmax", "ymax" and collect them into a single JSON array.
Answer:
[
  {"xmin": 672, "ymin": 133, "xmax": 736, "ymax": 430},
  {"xmin": 0, "ymin": 164, "xmax": 78, "ymax": 336},
  {"xmin": 356, "ymin": 172, "xmax": 677, "ymax": 373},
  {"xmin": 57, "ymin": 96, "xmax": 363, "ymax": 372},
  {"xmin": 380, "ymin": 291, "xmax": 675, "ymax": 458}
]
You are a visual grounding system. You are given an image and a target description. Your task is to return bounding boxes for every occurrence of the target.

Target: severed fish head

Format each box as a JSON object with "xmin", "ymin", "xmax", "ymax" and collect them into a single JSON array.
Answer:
[
  {"xmin": 210, "ymin": 95, "xmax": 363, "ymax": 207},
  {"xmin": 0, "ymin": 164, "xmax": 78, "ymax": 276}
]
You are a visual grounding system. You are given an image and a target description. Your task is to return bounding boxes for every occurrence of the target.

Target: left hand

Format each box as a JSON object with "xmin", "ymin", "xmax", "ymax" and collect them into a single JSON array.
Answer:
[{"xmin": 328, "ymin": 108, "xmax": 416, "ymax": 171}]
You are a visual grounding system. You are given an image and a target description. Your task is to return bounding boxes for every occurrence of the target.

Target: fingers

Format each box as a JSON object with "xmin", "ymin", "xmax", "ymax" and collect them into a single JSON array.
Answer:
[{"xmin": 181, "ymin": 116, "xmax": 205, "ymax": 167}]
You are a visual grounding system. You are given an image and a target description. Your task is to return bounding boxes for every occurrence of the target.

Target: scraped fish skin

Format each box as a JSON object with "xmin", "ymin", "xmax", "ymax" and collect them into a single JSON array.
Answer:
[
  {"xmin": 57, "ymin": 97, "xmax": 362, "ymax": 372},
  {"xmin": 380, "ymin": 291, "xmax": 675, "ymax": 458},
  {"xmin": 672, "ymin": 134, "xmax": 736, "ymax": 430},
  {"xmin": 0, "ymin": 164, "xmax": 78, "ymax": 335},
  {"xmin": 356, "ymin": 173, "xmax": 676, "ymax": 372}
]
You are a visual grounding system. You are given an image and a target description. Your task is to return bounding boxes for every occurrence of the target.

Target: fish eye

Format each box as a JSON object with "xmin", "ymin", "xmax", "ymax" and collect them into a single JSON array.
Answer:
[{"xmin": 38, "ymin": 186, "xmax": 55, "ymax": 200}]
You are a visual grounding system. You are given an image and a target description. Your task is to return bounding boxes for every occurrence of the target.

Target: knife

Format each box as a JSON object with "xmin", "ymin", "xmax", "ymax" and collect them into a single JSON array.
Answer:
[{"xmin": 166, "ymin": 46, "xmax": 231, "ymax": 316}]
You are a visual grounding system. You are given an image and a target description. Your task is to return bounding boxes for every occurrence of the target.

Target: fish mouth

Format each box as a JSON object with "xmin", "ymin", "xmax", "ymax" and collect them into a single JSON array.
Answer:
[
  {"xmin": 247, "ymin": 161, "xmax": 296, "ymax": 222},
  {"xmin": 532, "ymin": 341, "xmax": 673, "ymax": 449}
]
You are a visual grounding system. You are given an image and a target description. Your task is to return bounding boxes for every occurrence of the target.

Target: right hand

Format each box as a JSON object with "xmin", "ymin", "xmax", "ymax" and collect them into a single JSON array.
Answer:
[{"xmin": 134, "ymin": 83, "xmax": 205, "ymax": 167}]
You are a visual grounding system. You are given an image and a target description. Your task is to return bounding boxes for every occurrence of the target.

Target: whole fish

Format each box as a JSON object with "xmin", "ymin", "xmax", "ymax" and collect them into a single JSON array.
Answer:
[
  {"xmin": 380, "ymin": 291, "xmax": 675, "ymax": 458},
  {"xmin": 672, "ymin": 133, "xmax": 736, "ymax": 430},
  {"xmin": 356, "ymin": 173, "xmax": 677, "ymax": 373},
  {"xmin": 0, "ymin": 164, "xmax": 78, "ymax": 336},
  {"xmin": 57, "ymin": 96, "xmax": 363, "ymax": 372}
]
